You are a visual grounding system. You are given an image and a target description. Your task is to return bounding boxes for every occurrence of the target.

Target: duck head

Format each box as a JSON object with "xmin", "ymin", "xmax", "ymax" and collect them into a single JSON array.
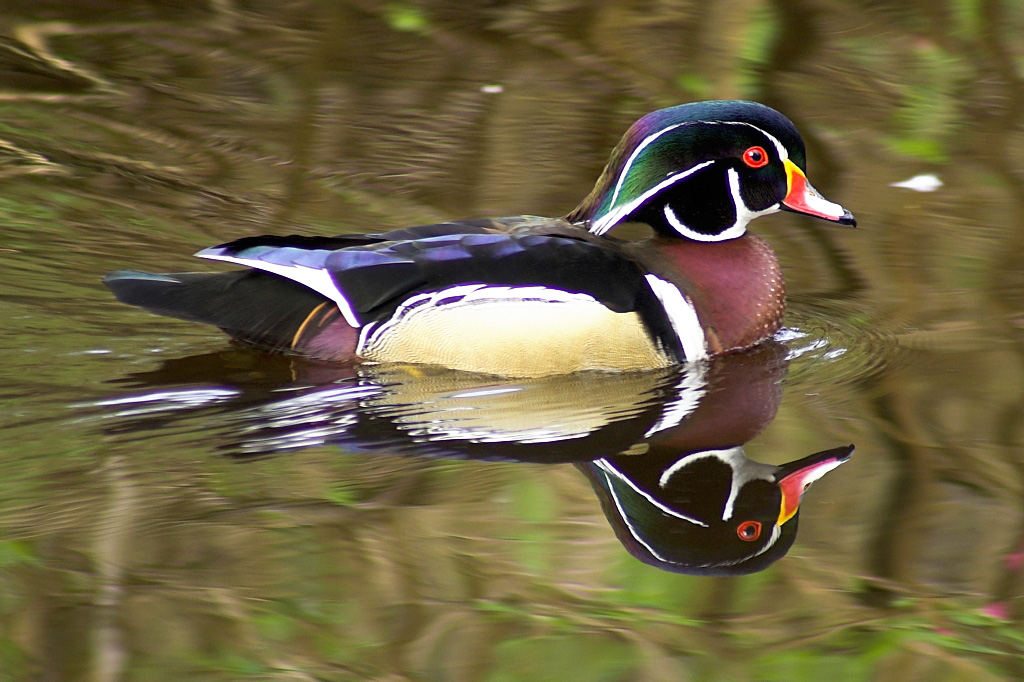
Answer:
[
  {"xmin": 581, "ymin": 444, "xmax": 853, "ymax": 575},
  {"xmin": 568, "ymin": 100, "xmax": 855, "ymax": 240}
]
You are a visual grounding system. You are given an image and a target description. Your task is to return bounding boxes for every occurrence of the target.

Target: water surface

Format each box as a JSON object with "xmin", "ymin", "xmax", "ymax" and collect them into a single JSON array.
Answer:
[{"xmin": 1, "ymin": 3, "xmax": 1023, "ymax": 680}]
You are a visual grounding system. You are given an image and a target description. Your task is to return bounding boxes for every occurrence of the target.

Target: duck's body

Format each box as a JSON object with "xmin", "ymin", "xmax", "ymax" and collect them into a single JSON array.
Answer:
[
  {"xmin": 106, "ymin": 217, "xmax": 784, "ymax": 375},
  {"xmin": 104, "ymin": 101, "xmax": 853, "ymax": 376}
]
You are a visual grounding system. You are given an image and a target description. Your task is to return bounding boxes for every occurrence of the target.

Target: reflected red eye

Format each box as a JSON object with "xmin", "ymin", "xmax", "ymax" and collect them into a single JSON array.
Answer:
[
  {"xmin": 742, "ymin": 146, "xmax": 769, "ymax": 168},
  {"xmin": 737, "ymin": 521, "xmax": 762, "ymax": 541}
]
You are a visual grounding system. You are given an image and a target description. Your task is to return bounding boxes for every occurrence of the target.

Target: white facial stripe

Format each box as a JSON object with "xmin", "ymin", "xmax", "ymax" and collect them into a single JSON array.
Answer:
[
  {"xmin": 752, "ymin": 524, "xmax": 782, "ymax": 559},
  {"xmin": 719, "ymin": 121, "xmax": 789, "ymax": 161},
  {"xmin": 591, "ymin": 120, "xmax": 792, "ymax": 236},
  {"xmin": 660, "ymin": 168, "xmax": 778, "ymax": 242},
  {"xmin": 608, "ymin": 122, "xmax": 689, "ymax": 210},
  {"xmin": 659, "ymin": 446, "xmax": 743, "ymax": 487},
  {"xmin": 197, "ymin": 252, "xmax": 362, "ymax": 327},
  {"xmin": 662, "ymin": 205, "xmax": 691, "ymax": 237},
  {"xmin": 595, "ymin": 459, "xmax": 708, "ymax": 527},
  {"xmin": 727, "ymin": 168, "xmax": 781, "ymax": 229},
  {"xmin": 657, "ymin": 446, "xmax": 775, "ymax": 522},
  {"xmin": 600, "ymin": 470, "xmax": 672, "ymax": 563},
  {"xmin": 705, "ymin": 522, "xmax": 782, "ymax": 570},
  {"xmin": 591, "ymin": 159, "xmax": 715, "ymax": 235},
  {"xmin": 662, "ymin": 202, "xmax": 745, "ymax": 242}
]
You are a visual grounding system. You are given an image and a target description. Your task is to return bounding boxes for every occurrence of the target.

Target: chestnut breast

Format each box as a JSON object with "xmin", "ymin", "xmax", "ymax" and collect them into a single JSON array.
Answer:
[{"xmin": 631, "ymin": 234, "xmax": 785, "ymax": 354}]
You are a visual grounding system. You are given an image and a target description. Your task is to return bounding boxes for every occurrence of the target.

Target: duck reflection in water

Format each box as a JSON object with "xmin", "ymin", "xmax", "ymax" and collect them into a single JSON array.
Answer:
[{"xmin": 109, "ymin": 341, "xmax": 851, "ymax": 575}]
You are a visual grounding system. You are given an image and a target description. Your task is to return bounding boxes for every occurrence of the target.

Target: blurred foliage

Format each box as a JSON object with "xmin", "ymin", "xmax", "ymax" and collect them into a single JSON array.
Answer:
[
  {"xmin": 0, "ymin": 0, "xmax": 1022, "ymax": 680},
  {"xmin": 385, "ymin": 3, "xmax": 430, "ymax": 33}
]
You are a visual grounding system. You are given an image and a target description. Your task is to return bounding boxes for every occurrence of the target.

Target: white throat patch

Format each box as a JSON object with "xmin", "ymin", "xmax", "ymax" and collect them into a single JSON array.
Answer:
[
  {"xmin": 726, "ymin": 168, "xmax": 780, "ymax": 232},
  {"xmin": 658, "ymin": 167, "xmax": 780, "ymax": 242}
]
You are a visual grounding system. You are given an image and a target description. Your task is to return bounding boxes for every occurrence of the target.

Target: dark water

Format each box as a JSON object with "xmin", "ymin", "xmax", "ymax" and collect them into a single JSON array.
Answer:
[{"xmin": 2, "ymin": 2, "xmax": 1023, "ymax": 680}]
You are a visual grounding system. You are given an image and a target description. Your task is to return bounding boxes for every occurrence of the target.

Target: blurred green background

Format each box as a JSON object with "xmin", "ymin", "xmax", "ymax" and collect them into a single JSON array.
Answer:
[{"xmin": 0, "ymin": 1, "xmax": 1023, "ymax": 680}]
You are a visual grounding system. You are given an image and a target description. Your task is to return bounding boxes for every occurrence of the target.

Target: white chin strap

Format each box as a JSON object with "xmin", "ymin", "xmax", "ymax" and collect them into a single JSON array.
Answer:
[{"xmin": 661, "ymin": 168, "xmax": 780, "ymax": 242}]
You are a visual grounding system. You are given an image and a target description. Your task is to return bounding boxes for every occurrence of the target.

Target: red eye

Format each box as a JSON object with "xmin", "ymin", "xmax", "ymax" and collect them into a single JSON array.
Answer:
[
  {"xmin": 742, "ymin": 146, "xmax": 769, "ymax": 168},
  {"xmin": 736, "ymin": 521, "xmax": 762, "ymax": 542}
]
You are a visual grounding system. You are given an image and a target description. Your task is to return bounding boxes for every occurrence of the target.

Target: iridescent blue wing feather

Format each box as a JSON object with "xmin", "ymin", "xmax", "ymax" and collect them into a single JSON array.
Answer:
[{"xmin": 195, "ymin": 226, "xmax": 685, "ymax": 360}]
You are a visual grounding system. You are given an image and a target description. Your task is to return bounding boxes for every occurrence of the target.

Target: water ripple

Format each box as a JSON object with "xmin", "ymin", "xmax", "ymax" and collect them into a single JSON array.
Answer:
[{"xmin": 780, "ymin": 296, "xmax": 905, "ymax": 388}]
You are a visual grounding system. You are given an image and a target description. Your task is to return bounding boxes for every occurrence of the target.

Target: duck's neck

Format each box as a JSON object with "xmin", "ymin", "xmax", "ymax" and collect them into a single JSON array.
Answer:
[{"xmin": 631, "ymin": 234, "xmax": 785, "ymax": 354}]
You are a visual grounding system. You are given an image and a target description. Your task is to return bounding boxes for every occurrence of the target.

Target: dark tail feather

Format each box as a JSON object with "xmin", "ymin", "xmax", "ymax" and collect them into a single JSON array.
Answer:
[{"xmin": 103, "ymin": 269, "xmax": 328, "ymax": 352}]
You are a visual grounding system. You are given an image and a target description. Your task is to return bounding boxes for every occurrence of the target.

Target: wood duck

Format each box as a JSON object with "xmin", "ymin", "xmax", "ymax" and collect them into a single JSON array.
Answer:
[{"xmin": 104, "ymin": 100, "xmax": 855, "ymax": 376}]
